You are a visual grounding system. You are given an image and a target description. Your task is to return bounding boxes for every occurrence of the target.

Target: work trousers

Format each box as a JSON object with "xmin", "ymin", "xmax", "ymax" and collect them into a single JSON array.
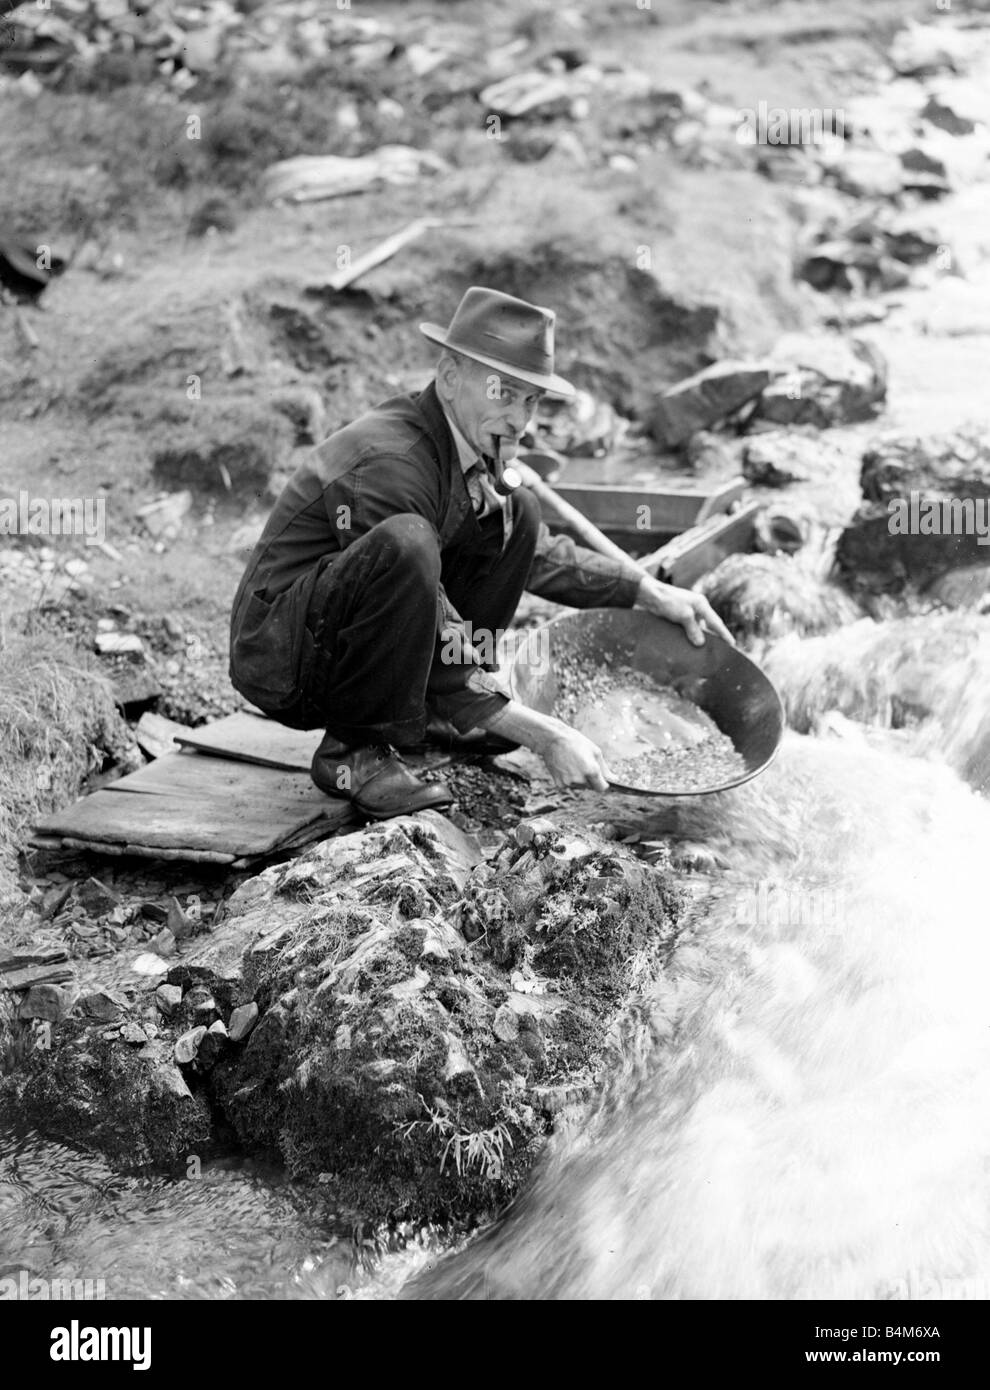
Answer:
[{"xmin": 274, "ymin": 488, "xmax": 540, "ymax": 746}]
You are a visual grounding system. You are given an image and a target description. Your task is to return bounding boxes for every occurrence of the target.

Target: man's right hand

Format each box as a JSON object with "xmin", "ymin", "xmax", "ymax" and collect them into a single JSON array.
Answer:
[
  {"xmin": 539, "ymin": 725, "xmax": 611, "ymax": 791},
  {"xmin": 477, "ymin": 699, "xmax": 611, "ymax": 792}
]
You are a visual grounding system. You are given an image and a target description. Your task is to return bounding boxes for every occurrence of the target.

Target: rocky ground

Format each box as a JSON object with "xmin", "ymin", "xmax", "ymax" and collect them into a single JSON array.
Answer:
[{"xmin": 3, "ymin": 0, "xmax": 990, "ymax": 1230}]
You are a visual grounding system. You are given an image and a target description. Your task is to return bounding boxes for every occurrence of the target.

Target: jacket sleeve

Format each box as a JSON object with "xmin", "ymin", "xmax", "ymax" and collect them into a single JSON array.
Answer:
[{"xmin": 526, "ymin": 520, "xmax": 643, "ymax": 608}]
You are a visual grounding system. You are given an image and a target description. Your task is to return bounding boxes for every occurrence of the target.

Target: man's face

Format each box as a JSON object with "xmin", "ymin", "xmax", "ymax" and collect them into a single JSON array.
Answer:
[{"xmin": 443, "ymin": 356, "xmax": 543, "ymax": 464}]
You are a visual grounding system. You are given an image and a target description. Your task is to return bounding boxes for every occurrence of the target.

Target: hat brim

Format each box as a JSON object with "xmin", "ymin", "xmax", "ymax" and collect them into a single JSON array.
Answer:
[{"xmin": 419, "ymin": 323, "xmax": 576, "ymax": 400}]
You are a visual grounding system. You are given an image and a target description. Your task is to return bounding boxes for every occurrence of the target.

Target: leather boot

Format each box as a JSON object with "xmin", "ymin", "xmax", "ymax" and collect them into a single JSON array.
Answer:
[{"xmin": 311, "ymin": 733, "xmax": 454, "ymax": 820}]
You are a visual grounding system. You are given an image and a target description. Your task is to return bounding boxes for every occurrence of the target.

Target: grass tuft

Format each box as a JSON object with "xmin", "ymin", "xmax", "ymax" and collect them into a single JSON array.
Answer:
[{"xmin": 0, "ymin": 624, "xmax": 131, "ymax": 911}]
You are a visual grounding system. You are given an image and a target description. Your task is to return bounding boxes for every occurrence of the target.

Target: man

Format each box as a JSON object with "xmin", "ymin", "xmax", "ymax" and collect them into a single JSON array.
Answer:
[{"xmin": 229, "ymin": 286, "xmax": 731, "ymax": 819}]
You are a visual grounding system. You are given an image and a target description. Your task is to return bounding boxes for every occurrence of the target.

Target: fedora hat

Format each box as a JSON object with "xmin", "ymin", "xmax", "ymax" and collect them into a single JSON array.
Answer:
[{"xmin": 420, "ymin": 286, "xmax": 575, "ymax": 398}]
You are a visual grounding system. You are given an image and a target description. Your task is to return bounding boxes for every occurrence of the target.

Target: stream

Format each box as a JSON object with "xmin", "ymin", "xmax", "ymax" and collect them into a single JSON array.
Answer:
[{"xmin": 406, "ymin": 695, "xmax": 990, "ymax": 1299}]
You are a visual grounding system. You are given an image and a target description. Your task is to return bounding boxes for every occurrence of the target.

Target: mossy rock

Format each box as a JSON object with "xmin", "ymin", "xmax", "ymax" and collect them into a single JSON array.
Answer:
[
  {"xmin": 205, "ymin": 813, "xmax": 682, "ymax": 1224},
  {"xmin": 1, "ymin": 1019, "xmax": 214, "ymax": 1171}
]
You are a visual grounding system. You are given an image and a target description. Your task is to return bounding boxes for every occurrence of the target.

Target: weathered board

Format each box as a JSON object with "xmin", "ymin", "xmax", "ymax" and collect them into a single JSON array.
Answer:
[
  {"xmin": 36, "ymin": 783, "xmax": 350, "ymax": 859},
  {"xmin": 175, "ymin": 712, "xmax": 325, "ymax": 771},
  {"xmin": 31, "ymin": 713, "xmax": 454, "ymax": 865},
  {"xmin": 546, "ymin": 477, "xmax": 746, "ymax": 537},
  {"xmin": 109, "ymin": 749, "xmax": 329, "ymax": 804},
  {"xmin": 640, "ymin": 502, "xmax": 761, "ymax": 587},
  {"xmin": 135, "ymin": 710, "xmax": 188, "ymax": 760}
]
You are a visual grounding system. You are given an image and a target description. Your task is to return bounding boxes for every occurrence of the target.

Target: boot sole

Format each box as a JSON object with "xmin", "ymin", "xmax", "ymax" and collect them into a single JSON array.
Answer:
[
  {"xmin": 354, "ymin": 794, "xmax": 455, "ymax": 821},
  {"xmin": 314, "ymin": 785, "xmax": 455, "ymax": 821}
]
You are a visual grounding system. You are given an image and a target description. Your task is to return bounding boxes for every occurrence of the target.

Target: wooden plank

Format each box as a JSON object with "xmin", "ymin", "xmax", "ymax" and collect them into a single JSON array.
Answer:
[
  {"xmin": 639, "ymin": 503, "xmax": 760, "ymax": 588},
  {"xmin": 106, "ymin": 749, "xmax": 331, "ymax": 808},
  {"xmin": 230, "ymin": 816, "xmax": 353, "ymax": 869},
  {"xmin": 175, "ymin": 712, "xmax": 322, "ymax": 771},
  {"xmin": 34, "ymin": 787, "xmax": 337, "ymax": 858},
  {"xmin": 28, "ymin": 728, "xmax": 445, "ymax": 863},
  {"xmin": 694, "ymin": 477, "xmax": 747, "ymax": 524},
  {"xmin": 546, "ymin": 484, "xmax": 710, "ymax": 535},
  {"xmin": 520, "ymin": 466, "xmax": 646, "ymax": 571},
  {"xmin": 535, "ymin": 478, "xmax": 746, "ymax": 538},
  {"xmin": 321, "ymin": 218, "xmax": 434, "ymax": 292},
  {"xmin": 31, "ymin": 708, "xmax": 456, "ymax": 865},
  {"xmin": 49, "ymin": 837, "xmax": 237, "ymax": 865},
  {"xmin": 135, "ymin": 711, "xmax": 189, "ymax": 760},
  {"xmin": 308, "ymin": 218, "xmax": 476, "ymax": 294}
]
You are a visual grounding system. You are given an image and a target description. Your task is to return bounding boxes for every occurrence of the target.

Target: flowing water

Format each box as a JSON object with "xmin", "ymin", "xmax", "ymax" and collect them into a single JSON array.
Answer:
[
  {"xmin": 0, "ymin": 1126, "xmax": 362, "ymax": 1300},
  {"xmin": 407, "ymin": 699, "xmax": 990, "ymax": 1299}
]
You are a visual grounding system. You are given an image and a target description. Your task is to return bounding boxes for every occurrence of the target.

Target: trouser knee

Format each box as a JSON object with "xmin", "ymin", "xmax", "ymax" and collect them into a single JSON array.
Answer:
[{"xmin": 368, "ymin": 513, "xmax": 442, "ymax": 588}]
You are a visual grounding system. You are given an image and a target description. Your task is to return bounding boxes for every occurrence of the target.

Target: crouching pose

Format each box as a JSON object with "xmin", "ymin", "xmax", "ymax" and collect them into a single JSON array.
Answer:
[{"xmin": 230, "ymin": 286, "xmax": 729, "ymax": 819}]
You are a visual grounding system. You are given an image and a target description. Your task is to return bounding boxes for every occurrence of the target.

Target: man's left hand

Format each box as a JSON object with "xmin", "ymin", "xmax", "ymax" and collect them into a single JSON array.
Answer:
[{"xmin": 635, "ymin": 575, "xmax": 735, "ymax": 647}]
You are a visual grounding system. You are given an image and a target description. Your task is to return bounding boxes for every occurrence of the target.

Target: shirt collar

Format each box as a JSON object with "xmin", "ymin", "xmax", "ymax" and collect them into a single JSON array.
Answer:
[{"xmin": 439, "ymin": 401, "xmax": 481, "ymax": 474}]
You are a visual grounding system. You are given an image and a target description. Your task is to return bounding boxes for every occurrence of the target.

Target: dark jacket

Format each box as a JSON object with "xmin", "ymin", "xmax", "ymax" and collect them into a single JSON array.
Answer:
[{"xmin": 229, "ymin": 381, "xmax": 640, "ymax": 711}]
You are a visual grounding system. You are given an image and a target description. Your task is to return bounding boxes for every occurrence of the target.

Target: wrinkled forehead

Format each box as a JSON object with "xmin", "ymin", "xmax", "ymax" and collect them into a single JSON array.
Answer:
[{"xmin": 460, "ymin": 358, "xmax": 543, "ymax": 398}]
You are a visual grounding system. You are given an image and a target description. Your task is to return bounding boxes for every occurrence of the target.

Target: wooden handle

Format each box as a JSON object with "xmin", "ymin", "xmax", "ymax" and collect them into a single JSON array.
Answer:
[{"xmin": 514, "ymin": 461, "xmax": 648, "ymax": 583}]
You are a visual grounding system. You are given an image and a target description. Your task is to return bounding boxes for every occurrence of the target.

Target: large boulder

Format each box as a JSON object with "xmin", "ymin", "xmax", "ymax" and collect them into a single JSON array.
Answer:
[
  {"xmin": 208, "ymin": 811, "xmax": 682, "ymax": 1222},
  {"xmin": 751, "ymin": 334, "xmax": 887, "ymax": 430},
  {"xmin": 646, "ymin": 360, "xmax": 771, "ymax": 448},
  {"xmin": 859, "ymin": 424, "xmax": 990, "ymax": 503},
  {"xmin": 837, "ymin": 426, "xmax": 990, "ymax": 594},
  {"xmin": 836, "ymin": 508, "xmax": 990, "ymax": 594}
]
